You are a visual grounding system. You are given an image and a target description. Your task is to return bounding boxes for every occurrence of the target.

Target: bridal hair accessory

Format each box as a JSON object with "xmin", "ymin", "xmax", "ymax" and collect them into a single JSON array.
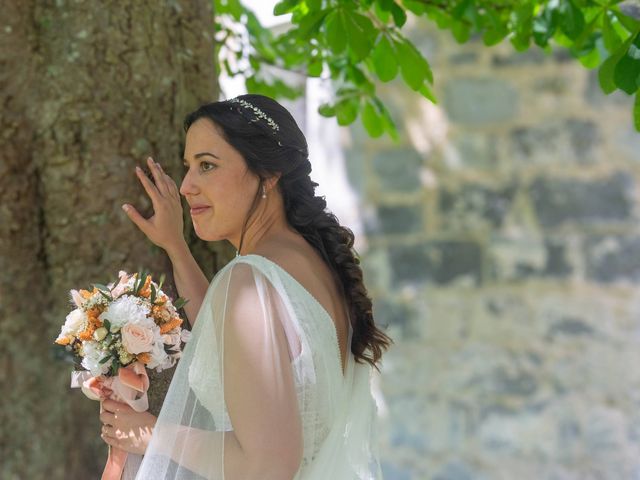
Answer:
[
  {"xmin": 54, "ymin": 269, "xmax": 191, "ymax": 480},
  {"xmin": 229, "ymin": 97, "xmax": 280, "ymax": 132}
]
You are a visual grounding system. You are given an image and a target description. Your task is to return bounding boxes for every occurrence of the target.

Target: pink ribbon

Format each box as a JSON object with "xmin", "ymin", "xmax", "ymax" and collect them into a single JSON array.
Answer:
[{"xmin": 71, "ymin": 362, "xmax": 150, "ymax": 480}]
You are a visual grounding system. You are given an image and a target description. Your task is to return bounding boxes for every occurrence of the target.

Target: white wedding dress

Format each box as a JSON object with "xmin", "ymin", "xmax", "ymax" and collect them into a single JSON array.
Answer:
[{"xmin": 123, "ymin": 253, "xmax": 383, "ymax": 479}]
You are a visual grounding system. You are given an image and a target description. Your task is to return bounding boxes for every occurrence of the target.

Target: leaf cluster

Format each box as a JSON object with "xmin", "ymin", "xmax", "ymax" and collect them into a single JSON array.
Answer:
[{"xmin": 214, "ymin": 0, "xmax": 640, "ymax": 138}]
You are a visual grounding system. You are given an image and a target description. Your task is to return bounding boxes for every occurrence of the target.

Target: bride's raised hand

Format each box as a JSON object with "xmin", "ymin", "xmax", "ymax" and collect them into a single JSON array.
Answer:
[{"xmin": 122, "ymin": 156, "xmax": 185, "ymax": 253}]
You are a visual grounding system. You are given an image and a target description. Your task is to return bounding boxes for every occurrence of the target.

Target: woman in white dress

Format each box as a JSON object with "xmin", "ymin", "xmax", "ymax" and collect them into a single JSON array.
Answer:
[{"xmin": 98, "ymin": 94, "xmax": 393, "ymax": 479}]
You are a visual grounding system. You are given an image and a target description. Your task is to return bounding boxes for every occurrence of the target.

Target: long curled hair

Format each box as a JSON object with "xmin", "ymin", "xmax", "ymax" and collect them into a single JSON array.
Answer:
[{"xmin": 183, "ymin": 94, "xmax": 392, "ymax": 371}]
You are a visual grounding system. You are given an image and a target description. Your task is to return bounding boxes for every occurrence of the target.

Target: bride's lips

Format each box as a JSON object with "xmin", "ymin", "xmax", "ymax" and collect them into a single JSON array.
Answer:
[{"xmin": 190, "ymin": 205, "xmax": 211, "ymax": 215}]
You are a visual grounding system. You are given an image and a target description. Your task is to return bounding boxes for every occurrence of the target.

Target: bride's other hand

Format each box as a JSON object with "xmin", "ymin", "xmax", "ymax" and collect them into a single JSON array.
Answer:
[
  {"xmin": 100, "ymin": 399, "xmax": 157, "ymax": 455},
  {"xmin": 122, "ymin": 156, "xmax": 185, "ymax": 253}
]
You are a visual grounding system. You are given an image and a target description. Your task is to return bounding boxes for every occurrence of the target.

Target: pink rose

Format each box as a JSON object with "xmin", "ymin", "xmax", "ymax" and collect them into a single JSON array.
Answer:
[{"xmin": 121, "ymin": 324, "xmax": 154, "ymax": 354}]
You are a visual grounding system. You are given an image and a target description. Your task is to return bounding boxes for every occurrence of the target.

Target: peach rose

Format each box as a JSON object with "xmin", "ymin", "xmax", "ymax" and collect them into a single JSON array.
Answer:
[{"xmin": 121, "ymin": 323, "xmax": 154, "ymax": 354}]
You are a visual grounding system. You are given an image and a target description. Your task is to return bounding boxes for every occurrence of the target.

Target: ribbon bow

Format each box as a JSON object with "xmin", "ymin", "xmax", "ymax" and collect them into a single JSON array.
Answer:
[{"xmin": 71, "ymin": 362, "xmax": 150, "ymax": 480}]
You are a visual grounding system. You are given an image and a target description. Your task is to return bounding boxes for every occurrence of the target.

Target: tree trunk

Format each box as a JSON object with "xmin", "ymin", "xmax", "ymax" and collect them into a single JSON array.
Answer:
[{"xmin": 0, "ymin": 1, "xmax": 231, "ymax": 477}]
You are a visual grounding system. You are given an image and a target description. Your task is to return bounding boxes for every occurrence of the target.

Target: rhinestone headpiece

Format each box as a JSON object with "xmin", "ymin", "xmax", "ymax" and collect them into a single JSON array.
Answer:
[{"xmin": 228, "ymin": 97, "xmax": 280, "ymax": 132}]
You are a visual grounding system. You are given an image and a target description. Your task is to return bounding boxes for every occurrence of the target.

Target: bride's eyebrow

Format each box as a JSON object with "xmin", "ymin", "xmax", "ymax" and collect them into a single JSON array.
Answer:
[{"xmin": 183, "ymin": 152, "xmax": 220, "ymax": 163}]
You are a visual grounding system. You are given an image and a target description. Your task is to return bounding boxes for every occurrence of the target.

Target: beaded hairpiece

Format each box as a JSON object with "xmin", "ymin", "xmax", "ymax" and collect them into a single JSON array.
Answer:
[
  {"xmin": 227, "ymin": 96, "xmax": 307, "ymax": 154},
  {"xmin": 228, "ymin": 97, "xmax": 280, "ymax": 132}
]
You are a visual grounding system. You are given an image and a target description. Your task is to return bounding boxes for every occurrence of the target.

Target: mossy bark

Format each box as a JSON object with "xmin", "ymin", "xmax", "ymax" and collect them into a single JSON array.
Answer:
[{"xmin": 0, "ymin": 1, "xmax": 231, "ymax": 477}]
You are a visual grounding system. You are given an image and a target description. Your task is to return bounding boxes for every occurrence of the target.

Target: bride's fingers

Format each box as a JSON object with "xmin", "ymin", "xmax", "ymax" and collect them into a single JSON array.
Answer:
[
  {"xmin": 100, "ymin": 411, "xmax": 116, "ymax": 425},
  {"xmin": 157, "ymin": 163, "xmax": 180, "ymax": 199},
  {"xmin": 121, "ymin": 204, "xmax": 152, "ymax": 236},
  {"xmin": 135, "ymin": 165, "xmax": 162, "ymax": 206},
  {"xmin": 147, "ymin": 157, "xmax": 170, "ymax": 197}
]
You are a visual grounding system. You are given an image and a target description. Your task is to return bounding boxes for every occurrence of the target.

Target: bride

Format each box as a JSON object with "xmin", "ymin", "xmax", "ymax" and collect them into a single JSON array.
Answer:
[{"xmin": 98, "ymin": 94, "xmax": 393, "ymax": 479}]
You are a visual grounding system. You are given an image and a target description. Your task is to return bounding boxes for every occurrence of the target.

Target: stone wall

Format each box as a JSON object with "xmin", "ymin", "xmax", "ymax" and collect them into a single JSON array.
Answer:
[{"xmin": 345, "ymin": 18, "xmax": 640, "ymax": 480}]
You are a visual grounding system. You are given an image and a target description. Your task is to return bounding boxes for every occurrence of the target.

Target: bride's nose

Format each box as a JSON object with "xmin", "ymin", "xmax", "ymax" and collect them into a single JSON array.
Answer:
[{"xmin": 179, "ymin": 171, "xmax": 199, "ymax": 197}]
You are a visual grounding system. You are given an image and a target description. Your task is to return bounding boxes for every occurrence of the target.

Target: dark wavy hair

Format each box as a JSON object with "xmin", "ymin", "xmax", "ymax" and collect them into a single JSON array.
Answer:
[{"xmin": 183, "ymin": 93, "xmax": 393, "ymax": 371}]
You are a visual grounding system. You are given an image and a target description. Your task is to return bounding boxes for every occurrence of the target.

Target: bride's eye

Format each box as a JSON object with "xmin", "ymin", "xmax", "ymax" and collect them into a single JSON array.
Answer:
[{"xmin": 200, "ymin": 161, "xmax": 216, "ymax": 172}]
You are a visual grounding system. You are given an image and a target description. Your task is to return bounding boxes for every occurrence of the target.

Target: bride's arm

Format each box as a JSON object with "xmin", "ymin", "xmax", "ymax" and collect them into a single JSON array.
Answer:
[
  {"xmin": 166, "ymin": 240, "xmax": 209, "ymax": 327},
  {"xmin": 154, "ymin": 425, "xmax": 296, "ymax": 480}
]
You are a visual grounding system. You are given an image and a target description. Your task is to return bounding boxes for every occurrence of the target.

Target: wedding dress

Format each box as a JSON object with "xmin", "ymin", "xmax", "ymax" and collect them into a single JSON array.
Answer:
[{"xmin": 124, "ymin": 253, "xmax": 383, "ymax": 479}]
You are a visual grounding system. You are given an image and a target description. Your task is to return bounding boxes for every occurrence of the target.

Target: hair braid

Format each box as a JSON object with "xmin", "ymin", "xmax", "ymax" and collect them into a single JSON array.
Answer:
[{"xmin": 280, "ymin": 165, "xmax": 393, "ymax": 371}]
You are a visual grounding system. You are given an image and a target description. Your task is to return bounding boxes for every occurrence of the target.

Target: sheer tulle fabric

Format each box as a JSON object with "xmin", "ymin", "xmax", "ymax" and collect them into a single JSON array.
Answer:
[{"xmin": 125, "ymin": 255, "xmax": 381, "ymax": 479}]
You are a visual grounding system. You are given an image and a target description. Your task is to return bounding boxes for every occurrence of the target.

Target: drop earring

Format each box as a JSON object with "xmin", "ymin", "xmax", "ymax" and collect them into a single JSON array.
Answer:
[{"xmin": 262, "ymin": 186, "xmax": 267, "ymax": 199}]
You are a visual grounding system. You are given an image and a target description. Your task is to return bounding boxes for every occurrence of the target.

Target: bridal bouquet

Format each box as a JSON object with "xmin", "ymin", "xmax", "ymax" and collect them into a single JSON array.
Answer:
[{"xmin": 54, "ymin": 269, "xmax": 191, "ymax": 410}]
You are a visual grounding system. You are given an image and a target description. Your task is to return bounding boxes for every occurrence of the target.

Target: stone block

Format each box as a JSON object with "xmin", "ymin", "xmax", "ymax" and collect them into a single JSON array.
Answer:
[
  {"xmin": 585, "ymin": 235, "xmax": 640, "ymax": 283},
  {"xmin": 439, "ymin": 182, "xmax": 516, "ymax": 229},
  {"xmin": 388, "ymin": 241, "xmax": 483, "ymax": 286},
  {"xmin": 372, "ymin": 297, "xmax": 416, "ymax": 339},
  {"xmin": 544, "ymin": 238, "xmax": 573, "ymax": 277},
  {"xmin": 365, "ymin": 205, "xmax": 424, "ymax": 236},
  {"xmin": 443, "ymin": 77, "xmax": 518, "ymax": 125},
  {"xmin": 372, "ymin": 148, "xmax": 423, "ymax": 193},
  {"xmin": 492, "ymin": 49, "xmax": 546, "ymax": 67},
  {"xmin": 509, "ymin": 118, "xmax": 601, "ymax": 164},
  {"xmin": 452, "ymin": 132, "xmax": 500, "ymax": 170},
  {"xmin": 529, "ymin": 172, "xmax": 634, "ymax": 228}
]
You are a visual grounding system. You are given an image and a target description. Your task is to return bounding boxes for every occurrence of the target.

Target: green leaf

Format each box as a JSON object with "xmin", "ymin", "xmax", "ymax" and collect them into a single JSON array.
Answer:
[
  {"xmin": 371, "ymin": 35, "xmax": 398, "ymax": 82},
  {"xmin": 396, "ymin": 39, "xmax": 433, "ymax": 90},
  {"xmin": 318, "ymin": 102, "xmax": 336, "ymax": 117},
  {"xmin": 325, "ymin": 10, "xmax": 347, "ymax": 54},
  {"xmin": 99, "ymin": 355, "xmax": 112, "ymax": 365},
  {"xmin": 599, "ymin": 31, "xmax": 638, "ymax": 93},
  {"xmin": 306, "ymin": 0, "xmax": 322, "ymax": 12},
  {"xmin": 603, "ymin": 12, "xmax": 623, "ymax": 53},
  {"xmin": 344, "ymin": 11, "xmax": 376, "ymax": 60},
  {"xmin": 418, "ymin": 82, "xmax": 437, "ymax": 103},
  {"xmin": 578, "ymin": 45, "xmax": 600, "ymax": 68},
  {"xmin": 361, "ymin": 101, "xmax": 384, "ymax": 137},
  {"xmin": 614, "ymin": 10, "xmax": 640, "ymax": 33},
  {"xmin": 559, "ymin": 0, "xmax": 586, "ymax": 40},
  {"xmin": 273, "ymin": 0, "xmax": 297, "ymax": 16},
  {"xmin": 614, "ymin": 33, "xmax": 640, "ymax": 94},
  {"xmin": 93, "ymin": 283, "xmax": 111, "ymax": 292},
  {"xmin": 173, "ymin": 297, "xmax": 189, "ymax": 310},
  {"xmin": 390, "ymin": 2, "xmax": 407, "ymax": 28},
  {"xmin": 308, "ymin": 55, "xmax": 323, "ymax": 76},
  {"xmin": 336, "ymin": 97, "xmax": 360, "ymax": 125},
  {"xmin": 533, "ymin": 6, "xmax": 558, "ymax": 47},
  {"xmin": 615, "ymin": 55, "xmax": 640, "ymax": 93},
  {"xmin": 374, "ymin": 1, "xmax": 391, "ymax": 23},
  {"xmin": 103, "ymin": 319, "xmax": 111, "ymax": 331},
  {"xmin": 150, "ymin": 283, "xmax": 157, "ymax": 304},
  {"xmin": 634, "ymin": 91, "xmax": 640, "ymax": 130}
]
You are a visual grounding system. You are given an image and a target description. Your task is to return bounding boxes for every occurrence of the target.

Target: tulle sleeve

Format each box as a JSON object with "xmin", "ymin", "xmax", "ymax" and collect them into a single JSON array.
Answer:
[{"xmin": 132, "ymin": 261, "xmax": 304, "ymax": 480}]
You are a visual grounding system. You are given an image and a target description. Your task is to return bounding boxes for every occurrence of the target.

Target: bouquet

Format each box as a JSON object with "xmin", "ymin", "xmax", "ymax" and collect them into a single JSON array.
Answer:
[
  {"xmin": 55, "ymin": 269, "xmax": 190, "ymax": 406},
  {"xmin": 54, "ymin": 269, "xmax": 190, "ymax": 479}
]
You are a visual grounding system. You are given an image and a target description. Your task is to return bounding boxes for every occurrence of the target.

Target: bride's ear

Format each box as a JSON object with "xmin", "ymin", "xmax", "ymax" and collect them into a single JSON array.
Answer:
[{"xmin": 265, "ymin": 173, "xmax": 282, "ymax": 193}]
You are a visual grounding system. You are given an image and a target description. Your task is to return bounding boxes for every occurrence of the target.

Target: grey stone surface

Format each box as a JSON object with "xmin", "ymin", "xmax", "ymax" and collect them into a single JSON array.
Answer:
[
  {"xmin": 440, "ymin": 182, "xmax": 516, "ymax": 229},
  {"xmin": 585, "ymin": 235, "xmax": 640, "ymax": 283},
  {"xmin": 452, "ymin": 133, "xmax": 500, "ymax": 169},
  {"xmin": 366, "ymin": 205, "xmax": 424, "ymax": 236},
  {"xmin": 372, "ymin": 148, "xmax": 423, "ymax": 193},
  {"xmin": 543, "ymin": 238, "xmax": 573, "ymax": 277},
  {"xmin": 388, "ymin": 241, "xmax": 483, "ymax": 285},
  {"xmin": 529, "ymin": 172, "xmax": 635, "ymax": 228},
  {"xmin": 444, "ymin": 77, "xmax": 518, "ymax": 124},
  {"xmin": 492, "ymin": 48, "xmax": 547, "ymax": 67},
  {"xmin": 372, "ymin": 297, "xmax": 416, "ymax": 338}
]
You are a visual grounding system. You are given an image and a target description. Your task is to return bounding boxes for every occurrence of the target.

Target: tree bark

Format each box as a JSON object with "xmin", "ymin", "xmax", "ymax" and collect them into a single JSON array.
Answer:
[{"xmin": 0, "ymin": 1, "xmax": 230, "ymax": 477}]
